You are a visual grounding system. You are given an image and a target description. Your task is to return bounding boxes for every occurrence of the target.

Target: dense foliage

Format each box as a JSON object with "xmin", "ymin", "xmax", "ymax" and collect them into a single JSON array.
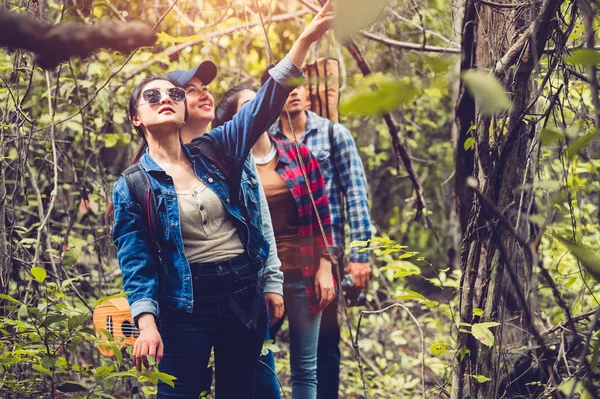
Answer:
[{"xmin": 1, "ymin": 0, "xmax": 600, "ymax": 398}]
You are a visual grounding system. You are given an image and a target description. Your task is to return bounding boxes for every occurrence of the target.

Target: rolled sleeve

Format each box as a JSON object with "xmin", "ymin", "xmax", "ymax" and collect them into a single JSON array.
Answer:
[
  {"xmin": 131, "ymin": 298, "xmax": 160, "ymax": 327},
  {"xmin": 203, "ymin": 56, "xmax": 306, "ymax": 167},
  {"xmin": 269, "ymin": 55, "xmax": 304, "ymax": 87}
]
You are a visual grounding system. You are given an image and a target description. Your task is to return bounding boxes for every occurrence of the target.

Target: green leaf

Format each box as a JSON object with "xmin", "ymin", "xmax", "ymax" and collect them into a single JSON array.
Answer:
[
  {"xmin": 471, "ymin": 322, "xmax": 500, "ymax": 347},
  {"xmin": 471, "ymin": 374, "xmax": 491, "ymax": 383},
  {"xmin": 32, "ymin": 364, "xmax": 52, "ymax": 376},
  {"xmin": 394, "ymin": 288, "xmax": 427, "ymax": 302},
  {"xmin": 565, "ymin": 49, "xmax": 600, "ymax": 67},
  {"xmin": 261, "ymin": 339, "xmax": 280, "ymax": 356},
  {"xmin": 554, "ymin": 235, "xmax": 600, "ymax": 282},
  {"xmin": 429, "ymin": 342, "xmax": 448, "ymax": 355},
  {"xmin": 140, "ymin": 371, "xmax": 177, "ymax": 388},
  {"xmin": 40, "ymin": 314, "xmax": 68, "ymax": 327},
  {"xmin": 333, "ymin": 0, "xmax": 387, "ymax": 42},
  {"xmin": 462, "ymin": 70, "xmax": 511, "ymax": 115},
  {"xmin": 464, "ymin": 137, "xmax": 476, "ymax": 151},
  {"xmin": 473, "ymin": 307, "xmax": 484, "ymax": 317},
  {"xmin": 95, "ymin": 365, "xmax": 115, "ymax": 379},
  {"xmin": 30, "ymin": 267, "xmax": 47, "ymax": 283},
  {"xmin": 61, "ymin": 275, "xmax": 83, "ymax": 291},
  {"xmin": 104, "ymin": 134, "xmax": 119, "ymax": 148},
  {"xmin": 380, "ymin": 261, "xmax": 421, "ymax": 278},
  {"xmin": 350, "ymin": 240, "xmax": 370, "ymax": 248},
  {"xmin": 566, "ymin": 129, "xmax": 600, "ymax": 159},
  {"xmin": 340, "ymin": 79, "xmax": 419, "ymax": 116},
  {"xmin": 459, "ymin": 345, "xmax": 470, "ymax": 361},
  {"xmin": 423, "ymin": 55, "xmax": 457, "ymax": 74},
  {"xmin": 0, "ymin": 293, "xmax": 22, "ymax": 304},
  {"xmin": 539, "ymin": 127, "xmax": 564, "ymax": 146},
  {"xmin": 103, "ymin": 371, "xmax": 137, "ymax": 381},
  {"xmin": 17, "ymin": 304, "xmax": 28, "ymax": 320}
]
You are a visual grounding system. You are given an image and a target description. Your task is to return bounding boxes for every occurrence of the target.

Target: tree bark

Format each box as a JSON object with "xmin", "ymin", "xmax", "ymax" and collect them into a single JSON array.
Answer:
[{"xmin": 451, "ymin": 0, "xmax": 563, "ymax": 398}]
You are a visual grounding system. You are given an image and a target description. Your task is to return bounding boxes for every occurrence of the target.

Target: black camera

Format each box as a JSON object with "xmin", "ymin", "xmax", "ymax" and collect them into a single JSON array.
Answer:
[{"xmin": 339, "ymin": 274, "xmax": 367, "ymax": 307}]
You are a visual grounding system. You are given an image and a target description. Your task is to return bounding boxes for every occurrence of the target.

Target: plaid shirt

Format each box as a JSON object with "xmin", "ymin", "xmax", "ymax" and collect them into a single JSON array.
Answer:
[
  {"xmin": 270, "ymin": 111, "xmax": 372, "ymax": 263},
  {"xmin": 272, "ymin": 138, "xmax": 336, "ymax": 313}
]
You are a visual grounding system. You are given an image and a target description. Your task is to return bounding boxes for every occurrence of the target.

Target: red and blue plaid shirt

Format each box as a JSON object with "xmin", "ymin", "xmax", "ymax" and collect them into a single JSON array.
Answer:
[{"xmin": 272, "ymin": 138, "xmax": 337, "ymax": 313}]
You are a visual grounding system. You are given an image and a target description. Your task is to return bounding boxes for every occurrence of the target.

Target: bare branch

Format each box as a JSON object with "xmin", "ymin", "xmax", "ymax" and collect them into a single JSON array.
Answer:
[
  {"xmin": 117, "ymin": 9, "xmax": 309, "ymax": 86},
  {"xmin": 494, "ymin": 0, "xmax": 560, "ymax": 76},
  {"xmin": 478, "ymin": 0, "xmax": 542, "ymax": 8},
  {"xmin": 297, "ymin": 0, "xmax": 460, "ymax": 53},
  {"xmin": 359, "ymin": 31, "xmax": 461, "ymax": 54}
]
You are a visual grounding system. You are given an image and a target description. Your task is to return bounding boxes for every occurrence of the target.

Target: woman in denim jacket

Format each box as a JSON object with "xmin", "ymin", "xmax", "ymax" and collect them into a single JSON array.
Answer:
[
  {"xmin": 111, "ymin": 3, "xmax": 333, "ymax": 398},
  {"xmin": 214, "ymin": 86, "xmax": 336, "ymax": 399}
]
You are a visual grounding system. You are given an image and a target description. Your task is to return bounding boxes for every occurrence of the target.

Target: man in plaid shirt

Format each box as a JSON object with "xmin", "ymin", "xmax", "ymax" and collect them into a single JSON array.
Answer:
[{"xmin": 266, "ymin": 75, "xmax": 372, "ymax": 399}]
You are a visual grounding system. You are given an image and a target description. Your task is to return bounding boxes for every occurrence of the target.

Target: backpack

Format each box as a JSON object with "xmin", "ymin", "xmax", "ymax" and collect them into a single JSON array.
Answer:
[
  {"xmin": 302, "ymin": 58, "xmax": 340, "ymax": 122},
  {"xmin": 303, "ymin": 58, "xmax": 342, "ymax": 192}
]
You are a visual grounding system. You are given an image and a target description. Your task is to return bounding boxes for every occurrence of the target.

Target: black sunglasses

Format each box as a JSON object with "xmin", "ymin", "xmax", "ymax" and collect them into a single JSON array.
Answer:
[{"xmin": 141, "ymin": 87, "xmax": 186, "ymax": 105}]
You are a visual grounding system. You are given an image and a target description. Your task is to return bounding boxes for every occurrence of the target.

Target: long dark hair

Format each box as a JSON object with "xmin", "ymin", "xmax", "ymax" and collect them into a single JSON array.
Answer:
[
  {"xmin": 106, "ymin": 76, "xmax": 188, "ymax": 222},
  {"xmin": 213, "ymin": 84, "xmax": 256, "ymax": 128}
]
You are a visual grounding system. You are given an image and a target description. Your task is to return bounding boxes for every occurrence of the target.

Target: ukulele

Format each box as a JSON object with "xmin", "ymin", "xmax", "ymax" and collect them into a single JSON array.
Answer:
[{"xmin": 92, "ymin": 297, "xmax": 139, "ymax": 357}]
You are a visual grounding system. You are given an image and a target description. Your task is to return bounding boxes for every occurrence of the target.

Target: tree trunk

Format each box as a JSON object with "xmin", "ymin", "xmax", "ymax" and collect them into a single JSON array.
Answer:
[{"xmin": 451, "ymin": 1, "xmax": 563, "ymax": 398}]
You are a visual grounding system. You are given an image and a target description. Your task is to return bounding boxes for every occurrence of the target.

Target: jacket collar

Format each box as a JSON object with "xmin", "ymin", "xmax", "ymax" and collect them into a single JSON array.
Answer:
[
  {"xmin": 273, "ymin": 138, "xmax": 291, "ymax": 165},
  {"xmin": 272, "ymin": 110, "xmax": 320, "ymax": 140},
  {"xmin": 139, "ymin": 143, "xmax": 192, "ymax": 174}
]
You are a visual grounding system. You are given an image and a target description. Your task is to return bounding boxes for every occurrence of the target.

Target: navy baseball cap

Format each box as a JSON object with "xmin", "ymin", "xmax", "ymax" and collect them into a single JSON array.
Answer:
[{"xmin": 164, "ymin": 60, "xmax": 217, "ymax": 86}]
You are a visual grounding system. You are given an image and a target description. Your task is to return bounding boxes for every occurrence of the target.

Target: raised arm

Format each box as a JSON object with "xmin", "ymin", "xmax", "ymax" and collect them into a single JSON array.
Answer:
[{"xmin": 202, "ymin": 0, "xmax": 334, "ymax": 163}]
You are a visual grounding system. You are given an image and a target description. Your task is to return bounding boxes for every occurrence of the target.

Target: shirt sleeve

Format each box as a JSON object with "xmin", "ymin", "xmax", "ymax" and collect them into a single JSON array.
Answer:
[
  {"xmin": 111, "ymin": 178, "xmax": 160, "ymax": 326},
  {"xmin": 249, "ymin": 158, "xmax": 284, "ymax": 296},
  {"xmin": 206, "ymin": 56, "xmax": 304, "ymax": 164},
  {"xmin": 332, "ymin": 123, "xmax": 372, "ymax": 263}
]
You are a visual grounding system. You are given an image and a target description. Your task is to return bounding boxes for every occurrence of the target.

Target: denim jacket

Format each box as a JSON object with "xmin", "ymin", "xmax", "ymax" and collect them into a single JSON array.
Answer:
[{"xmin": 112, "ymin": 57, "xmax": 303, "ymax": 323}]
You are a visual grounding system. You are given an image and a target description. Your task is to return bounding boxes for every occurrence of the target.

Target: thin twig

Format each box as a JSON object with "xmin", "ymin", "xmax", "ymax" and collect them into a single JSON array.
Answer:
[{"xmin": 31, "ymin": 71, "xmax": 60, "ymax": 270}]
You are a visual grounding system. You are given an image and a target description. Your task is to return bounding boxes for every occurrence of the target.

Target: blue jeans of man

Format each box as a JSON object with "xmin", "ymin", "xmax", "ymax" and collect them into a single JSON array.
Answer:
[
  {"xmin": 157, "ymin": 254, "xmax": 267, "ymax": 398},
  {"xmin": 268, "ymin": 277, "xmax": 323, "ymax": 399},
  {"xmin": 316, "ymin": 258, "xmax": 343, "ymax": 399}
]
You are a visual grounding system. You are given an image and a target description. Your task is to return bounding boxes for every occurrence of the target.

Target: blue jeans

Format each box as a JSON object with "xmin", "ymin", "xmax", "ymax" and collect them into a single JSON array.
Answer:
[
  {"xmin": 157, "ymin": 254, "xmax": 267, "ymax": 398},
  {"xmin": 317, "ymin": 295, "xmax": 340, "ymax": 399},
  {"xmin": 254, "ymin": 316, "xmax": 281, "ymax": 399},
  {"xmin": 268, "ymin": 277, "xmax": 323, "ymax": 399},
  {"xmin": 317, "ymin": 257, "xmax": 343, "ymax": 399}
]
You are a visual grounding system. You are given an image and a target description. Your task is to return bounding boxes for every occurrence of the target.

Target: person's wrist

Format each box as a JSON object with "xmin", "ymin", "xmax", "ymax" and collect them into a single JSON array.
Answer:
[{"xmin": 137, "ymin": 313, "xmax": 156, "ymax": 331}]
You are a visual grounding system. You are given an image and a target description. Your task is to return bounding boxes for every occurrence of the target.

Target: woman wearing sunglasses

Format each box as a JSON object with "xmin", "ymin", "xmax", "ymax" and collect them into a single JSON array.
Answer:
[
  {"xmin": 214, "ymin": 85, "xmax": 336, "ymax": 399},
  {"xmin": 110, "ymin": 3, "xmax": 333, "ymax": 398}
]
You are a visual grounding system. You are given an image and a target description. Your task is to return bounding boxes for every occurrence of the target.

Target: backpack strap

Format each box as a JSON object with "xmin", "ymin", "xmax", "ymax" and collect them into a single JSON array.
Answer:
[
  {"xmin": 193, "ymin": 140, "xmax": 228, "ymax": 178},
  {"xmin": 189, "ymin": 139, "xmax": 245, "ymax": 212},
  {"xmin": 122, "ymin": 164, "xmax": 163, "ymax": 261}
]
